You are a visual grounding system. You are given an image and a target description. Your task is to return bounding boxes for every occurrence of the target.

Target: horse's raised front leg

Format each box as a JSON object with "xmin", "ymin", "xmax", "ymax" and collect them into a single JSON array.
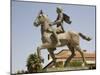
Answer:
[
  {"xmin": 37, "ymin": 43, "xmax": 53, "ymax": 63},
  {"xmin": 37, "ymin": 46, "xmax": 44, "ymax": 63},
  {"xmin": 64, "ymin": 46, "xmax": 75, "ymax": 67},
  {"xmin": 75, "ymin": 45, "xmax": 87, "ymax": 67}
]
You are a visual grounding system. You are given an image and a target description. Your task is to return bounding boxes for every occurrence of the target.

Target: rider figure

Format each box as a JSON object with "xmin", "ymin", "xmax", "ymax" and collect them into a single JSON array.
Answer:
[
  {"xmin": 53, "ymin": 7, "xmax": 72, "ymax": 33},
  {"xmin": 51, "ymin": 7, "xmax": 72, "ymax": 46}
]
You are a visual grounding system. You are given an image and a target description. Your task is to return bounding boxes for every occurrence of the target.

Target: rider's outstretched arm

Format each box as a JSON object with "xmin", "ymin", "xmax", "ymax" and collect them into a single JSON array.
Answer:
[{"xmin": 52, "ymin": 13, "xmax": 63, "ymax": 25}]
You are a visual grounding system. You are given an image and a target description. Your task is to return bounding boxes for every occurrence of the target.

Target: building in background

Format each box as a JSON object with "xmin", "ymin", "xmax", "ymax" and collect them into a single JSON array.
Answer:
[{"xmin": 43, "ymin": 49, "xmax": 95, "ymax": 70}]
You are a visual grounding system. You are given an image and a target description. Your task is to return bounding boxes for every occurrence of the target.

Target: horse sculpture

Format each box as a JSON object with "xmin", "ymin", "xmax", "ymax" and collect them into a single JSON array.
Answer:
[{"xmin": 33, "ymin": 10, "xmax": 91, "ymax": 67}]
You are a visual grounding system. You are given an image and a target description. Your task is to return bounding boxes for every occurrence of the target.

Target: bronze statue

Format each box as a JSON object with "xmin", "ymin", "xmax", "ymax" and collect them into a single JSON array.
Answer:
[{"xmin": 33, "ymin": 10, "xmax": 91, "ymax": 67}]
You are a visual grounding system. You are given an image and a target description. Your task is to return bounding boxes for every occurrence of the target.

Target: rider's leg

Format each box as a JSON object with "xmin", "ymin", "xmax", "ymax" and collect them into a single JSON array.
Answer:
[
  {"xmin": 47, "ymin": 27, "xmax": 61, "ymax": 46},
  {"xmin": 52, "ymin": 28, "xmax": 61, "ymax": 46}
]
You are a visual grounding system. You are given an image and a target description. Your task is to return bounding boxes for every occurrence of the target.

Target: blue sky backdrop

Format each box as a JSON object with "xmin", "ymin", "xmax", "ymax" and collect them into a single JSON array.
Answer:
[{"xmin": 12, "ymin": 1, "xmax": 96, "ymax": 73}]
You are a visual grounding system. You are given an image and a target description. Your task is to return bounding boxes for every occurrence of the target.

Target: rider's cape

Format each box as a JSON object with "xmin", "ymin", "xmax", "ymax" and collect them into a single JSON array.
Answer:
[{"xmin": 63, "ymin": 13, "xmax": 72, "ymax": 24}]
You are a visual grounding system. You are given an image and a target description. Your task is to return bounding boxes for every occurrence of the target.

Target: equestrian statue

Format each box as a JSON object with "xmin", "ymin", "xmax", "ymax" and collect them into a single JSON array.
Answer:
[{"xmin": 33, "ymin": 7, "xmax": 91, "ymax": 67}]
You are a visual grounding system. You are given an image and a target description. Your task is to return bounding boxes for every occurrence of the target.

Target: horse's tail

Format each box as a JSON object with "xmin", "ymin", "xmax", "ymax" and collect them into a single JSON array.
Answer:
[{"xmin": 79, "ymin": 32, "xmax": 91, "ymax": 41}]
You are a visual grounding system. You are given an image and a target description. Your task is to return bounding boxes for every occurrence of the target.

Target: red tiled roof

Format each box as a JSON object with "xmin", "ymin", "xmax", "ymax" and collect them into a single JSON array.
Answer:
[
  {"xmin": 45, "ymin": 49, "xmax": 96, "ymax": 69},
  {"xmin": 49, "ymin": 49, "xmax": 95, "ymax": 59}
]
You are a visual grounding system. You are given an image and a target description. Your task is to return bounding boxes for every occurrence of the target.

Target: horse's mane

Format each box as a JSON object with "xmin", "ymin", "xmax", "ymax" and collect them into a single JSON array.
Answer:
[{"xmin": 43, "ymin": 14, "xmax": 51, "ymax": 23}]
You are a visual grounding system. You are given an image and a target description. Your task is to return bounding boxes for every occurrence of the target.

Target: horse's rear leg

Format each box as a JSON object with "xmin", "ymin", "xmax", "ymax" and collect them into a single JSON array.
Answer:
[
  {"xmin": 48, "ymin": 48, "xmax": 57, "ymax": 67},
  {"xmin": 75, "ymin": 46, "xmax": 87, "ymax": 66},
  {"xmin": 64, "ymin": 46, "xmax": 75, "ymax": 67}
]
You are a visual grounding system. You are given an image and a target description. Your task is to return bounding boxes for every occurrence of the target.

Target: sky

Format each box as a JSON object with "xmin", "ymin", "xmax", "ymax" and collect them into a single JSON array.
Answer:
[{"xmin": 12, "ymin": 1, "xmax": 96, "ymax": 73}]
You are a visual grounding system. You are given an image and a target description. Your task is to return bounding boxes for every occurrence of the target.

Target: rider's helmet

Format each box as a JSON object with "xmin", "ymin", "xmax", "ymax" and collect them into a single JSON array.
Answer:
[{"xmin": 56, "ymin": 6, "xmax": 63, "ymax": 13}]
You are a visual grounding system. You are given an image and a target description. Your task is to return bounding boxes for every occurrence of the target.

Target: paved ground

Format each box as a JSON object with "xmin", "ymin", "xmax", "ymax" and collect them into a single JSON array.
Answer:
[{"xmin": 45, "ymin": 67, "xmax": 90, "ymax": 72}]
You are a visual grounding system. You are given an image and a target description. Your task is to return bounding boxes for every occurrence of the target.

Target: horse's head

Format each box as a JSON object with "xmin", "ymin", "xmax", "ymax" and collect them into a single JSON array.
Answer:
[{"xmin": 34, "ymin": 10, "xmax": 48, "ymax": 27}]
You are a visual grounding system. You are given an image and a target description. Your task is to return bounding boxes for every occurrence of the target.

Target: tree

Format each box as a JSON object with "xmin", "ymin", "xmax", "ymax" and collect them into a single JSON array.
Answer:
[{"xmin": 26, "ymin": 53, "xmax": 43, "ymax": 73}]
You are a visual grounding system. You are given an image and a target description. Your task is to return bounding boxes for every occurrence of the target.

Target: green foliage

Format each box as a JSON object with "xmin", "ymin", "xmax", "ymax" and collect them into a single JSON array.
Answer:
[
  {"xmin": 69, "ymin": 61, "xmax": 82, "ymax": 67},
  {"xmin": 55, "ymin": 61, "xmax": 64, "ymax": 68},
  {"xmin": 26, "ymin": 53, "xmax": 43, "ymax": 73}
]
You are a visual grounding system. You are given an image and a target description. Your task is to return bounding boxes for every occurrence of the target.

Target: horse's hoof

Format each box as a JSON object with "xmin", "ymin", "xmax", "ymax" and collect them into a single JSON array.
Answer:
[
  {"xmin": 82, "ymin": 63, "xmax": 85, "ymax": 67},
  {"xmin": 82, "ymin": 63, "xmax": 87, "ymax": 67},
  {"xmin": 64, "ymin": 64, "xmax": 68, "ymax": 67}
]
